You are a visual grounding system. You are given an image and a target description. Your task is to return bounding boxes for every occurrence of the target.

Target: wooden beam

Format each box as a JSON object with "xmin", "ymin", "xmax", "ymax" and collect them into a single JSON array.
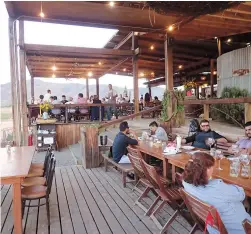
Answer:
[
  {"xmin": 31, "ymin": 76, "xmax": 34, "ymax": 100},
  {"xmin": 96, "ymin": 78, "xmax": 99, "ymax": 98},
  {"xmin": 132, "ymin": 33, "xmax": 139, "ymax": 114},
  {"xmin": 208, "ymin": 11, "xmax": 251, "ymax": 22},
  {"xmin": 245, "ymin": 103, "xmax": 251, "ymax": 122},
  {"xmin": 86, "ymin": 78, "xmax": 89, "ymax": 99},
  {"xmin": 114, "ymin": 32, "xmax": 133, "ymax": 49},
  {"xmin": 164, "ymin": 37, "xmax": 173, "ymax": 90},
  {"xmin": 19, "ymin": 20, "xmax": 29, "ymax": 146},
  {"xmin": 24, "ymin": 44, "xmax": 134, "ymax": 57}
]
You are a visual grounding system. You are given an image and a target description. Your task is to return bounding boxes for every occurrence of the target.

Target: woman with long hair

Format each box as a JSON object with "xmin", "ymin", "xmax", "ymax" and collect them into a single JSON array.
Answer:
[{"xmin": 183, "ymin": 152, "xmax": 250, "ymax": 234}]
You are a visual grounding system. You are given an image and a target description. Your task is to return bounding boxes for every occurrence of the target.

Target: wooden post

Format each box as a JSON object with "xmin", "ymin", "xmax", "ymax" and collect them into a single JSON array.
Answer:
[
  {"xmin": 164, "ymin": 36, "xmax": 174, "ymax": 125},
  {"xmin": 217, "ymin": 38, "xmax": 222, "ymax": 57},
  {"xmin": 210, "ymin": 59, "xmax": 214, "ymax": 97},
  {"xmin": 96, "ymin": 78, "xmax": 99, "ymax": 98},
  {"xmin": 132, "ymin": 32, "xmax": 139, "ymax": 114},
  {"xmin": 31, "ymin": 76, "xmax": 34, "ymax": 101},
  {"xmin": 196, "ymin": 85, "xmax": 200, "ymax": 99},
  {"xmin": 86, "ymin": 78, "xmax": 89, "ymax": 99},
  {"xmin": 80, "ymin": 126, "xmax": 100, "ymax": 168},
  {"xmin": 245, "ymin": 103, "xmax": 251, "ymax": 122},
  {"xmin": 19, "ymin": 20, "xmax": 29, "ymax": 146},
  {"xmin": 203, "ymin": 104, "xmax": 210, "ymax": 120},
  {"xmin": 148, "ymin": 85, "xmax": 152, "ymax": 97}
]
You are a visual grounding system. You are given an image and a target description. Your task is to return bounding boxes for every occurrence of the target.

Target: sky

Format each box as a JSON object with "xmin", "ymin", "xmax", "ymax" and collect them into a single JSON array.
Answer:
[{"xmin": 0, "ymin": 1, "xmax": 147, "ymax": 89}]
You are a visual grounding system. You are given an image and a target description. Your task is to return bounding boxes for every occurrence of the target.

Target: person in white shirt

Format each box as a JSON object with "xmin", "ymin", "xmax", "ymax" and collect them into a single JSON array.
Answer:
[
  {"xmin": 44, "ymin": 89, "xmax": 52, "ymax": 102},
  {"xmin": 66, "ymin": 97, "xmax": 75, "ymax": 113},
  {"xmin": 149, "ymin": 121, "xmax": 168, "ymax": 141},
  {"xmin": 116, "ymin": 94, "xmax": 123, "ymax": 104},
  {"xmin": 51, "ymin": 96, "xmax": 61, "ymax": 116},
  {"xmin": 106, "ymin": 84, "xmax": 118, "ymax": 120}
]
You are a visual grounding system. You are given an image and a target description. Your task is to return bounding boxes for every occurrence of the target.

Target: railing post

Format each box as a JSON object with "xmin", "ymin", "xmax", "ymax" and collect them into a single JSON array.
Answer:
[
  {"xmin": 245, "ymin": 103, "xmax": 251, "ymax": 122},
  {"xmin": 203, "ymin": 104, "xmax": 209, "ymax": 120}
]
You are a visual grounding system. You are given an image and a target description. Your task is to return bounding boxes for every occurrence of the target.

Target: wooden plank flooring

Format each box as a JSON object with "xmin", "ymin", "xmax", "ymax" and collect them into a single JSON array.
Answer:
[{"xmin": 1, "ymin": 165, "xmax": 200, "ymax": 234}]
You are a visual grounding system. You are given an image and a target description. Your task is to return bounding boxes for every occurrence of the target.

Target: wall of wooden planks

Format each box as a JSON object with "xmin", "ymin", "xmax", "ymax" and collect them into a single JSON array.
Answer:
[{"xmin": 56, "ymin": 124, "xmax": 81, "ymax": 149}]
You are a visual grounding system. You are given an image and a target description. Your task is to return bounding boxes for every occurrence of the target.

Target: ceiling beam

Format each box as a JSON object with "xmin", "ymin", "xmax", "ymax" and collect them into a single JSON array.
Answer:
[{"xmin": 114, "ymin": 32, "xmax": 133, "ymax": 49}]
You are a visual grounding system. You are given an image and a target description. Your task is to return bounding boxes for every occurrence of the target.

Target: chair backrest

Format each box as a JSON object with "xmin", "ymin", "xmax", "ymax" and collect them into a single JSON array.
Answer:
[
  {"xmin": 127, "ymin": 146, "xmax": 143, "ymax": 159},
  {"xmin": 43, "ymin": 145, "xmax": 53, "ymax": 168},
  {"xmin": 215, "ymin": 142, "xmax": 232, "ymax": 154},
  {"xmin": 243, "ymin": 219, "xmax": 251, "ymax": 234},
  {"xmin": 179, "ymin": 188, "xmax": 227, "ymax": 234},
  {"xmin": 175, "ymin": 172, "xmax": 183, "ymax": 187},
  {"xmin": 43, "ymin": 152, "xmax": 53, "ymax": 177},
  {"xmin": 46, "ymin": 156, "xmax": 56, "ymax": 196},
  {"xmin": 127, "ymin": 154, "xmax": 145, "ymax": 178}
]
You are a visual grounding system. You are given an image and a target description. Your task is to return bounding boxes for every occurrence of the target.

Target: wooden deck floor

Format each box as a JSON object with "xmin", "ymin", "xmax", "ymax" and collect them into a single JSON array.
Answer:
[{"xmin": 1, "ymin": 165, "xmax": 201, "ymax": 234}]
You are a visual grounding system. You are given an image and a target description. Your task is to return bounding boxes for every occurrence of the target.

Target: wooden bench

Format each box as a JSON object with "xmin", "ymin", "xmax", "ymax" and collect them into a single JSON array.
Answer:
[{"xmin": 101, "ymin": 153, "xmax": 135, "ymax": 187}]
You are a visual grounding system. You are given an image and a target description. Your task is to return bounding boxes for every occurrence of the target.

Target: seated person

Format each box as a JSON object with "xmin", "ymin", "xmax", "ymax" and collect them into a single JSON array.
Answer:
[
  {"xmin": 37, "ymin": 95, "xmax": 44, "ymax": 104},
  {"xmin": 51, "ymin": 96, "xmax": 61, "ymax": 116},
  {"xmin": 149, "ymin": 121, "xmax": 168, "ymax": 141},
  {"xmin": 91, "ymin": 95, "xmax": 104, "ymax": 121},
  {"xmin": 112, "ymin": 121, "xmax": 138, "ymax": 164},
  {"xmin": 61, "ymin": 95, "xmax": 68, "ymax": 104},
  {"xmin": 183, "ymin": 152, "xmax": 251, "ymax": 234},
  {"xmin": 229, "ymin": 121, "xmax": 251, "ymax": 154},
  {"xmin": 65, "ymin": 97, "xmax": 75, "ymax": 114},
  {"xmin": 77, "ymin": 93, "xmax": 88, "ymax": 114},
  {"xmin": 182, "ymin": 119, "xmax": 227, "ymax": 150}
]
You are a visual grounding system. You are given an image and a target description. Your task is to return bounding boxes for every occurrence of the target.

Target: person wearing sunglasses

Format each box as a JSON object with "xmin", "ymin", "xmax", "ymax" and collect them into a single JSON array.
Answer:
[{"xmin": 181, "ymin": 119, "xmax": 227, "ymax": 150}]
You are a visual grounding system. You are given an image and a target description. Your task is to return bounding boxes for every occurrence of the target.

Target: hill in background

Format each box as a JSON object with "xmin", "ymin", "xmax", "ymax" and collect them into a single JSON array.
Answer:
[{"xmin": 1, "ymin": 79, "xmax": 165, "ymax": 106}]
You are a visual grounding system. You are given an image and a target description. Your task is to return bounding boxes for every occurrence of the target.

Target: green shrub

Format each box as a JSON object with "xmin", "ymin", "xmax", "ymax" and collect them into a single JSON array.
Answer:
[{"xmin": 211, "ymin": 87, "xmax": 250, "ymax": 127}]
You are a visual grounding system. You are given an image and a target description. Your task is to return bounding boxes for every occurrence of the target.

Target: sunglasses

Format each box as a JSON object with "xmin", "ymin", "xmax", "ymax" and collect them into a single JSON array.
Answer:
[{"xmin": 201, "ymin": 124, "xmax": 209, "ymax": 127}]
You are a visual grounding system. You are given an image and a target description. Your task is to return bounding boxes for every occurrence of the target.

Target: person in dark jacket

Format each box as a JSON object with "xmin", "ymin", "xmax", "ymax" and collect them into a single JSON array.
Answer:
[
  {"xmin": 112, "ymin": 121, "xmax": 138, "ymax": 163},
  {"xmin": 182, "ymin": 119, "xmax": 227, "ymax": 150}
]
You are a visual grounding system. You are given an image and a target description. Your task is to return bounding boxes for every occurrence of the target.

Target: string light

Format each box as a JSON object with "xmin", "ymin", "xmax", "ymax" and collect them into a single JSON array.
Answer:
[
  {"xmin": 109, "ymin": 1, "xmax": 115, "ymax": 7},
  {"xmin": 168, "ymin": 25, "xmax": 174, "ymax": 31},
  {"xmin": 213, "ymin": 71, "xmax": 217, "ymax": 75},
  {"xmin": 227, "ymin": 38, "xmax": 232, "ymax": 43},
  {"xmin": 98, "ymin": 61, "xmax": 102, "ymax": 65},
  {"xmin": 123, "ymin": 68, "xmax": 127, "ymax": 72},
  {"xmin": 151, "ymin": 72, "xmax": 155, "ymax": 76},
  {"xmin": 150, "ymin": 45, "xmax": 154, "ymax": 50},
  {"xmin": 39, "ymin": 1, "xmax": 45, "ymax": 18},
  {"xmin": 52, "ymin": 74, "xmax": 56, "ymax": 78},
  {"xmin": 178, "ymin": 65, "xmax": 183, "ymax": 69},
  {"xmin": 214, "ymin": 37, "xmax": 217, "ymax": 39},
  {"xmin": 116, "ymin": 72, "xmax": 118, "ymax": 75},
  {"xmin": 52, "ymin": 65, "xmax": 57, "ymax": 71},
  {"xmin": 88, "ymin": 71, "xmax": 93, "ymax": 77},
  {"xmin": 134, "ymin": 32, "xmax": 139, "ymax": 36}
]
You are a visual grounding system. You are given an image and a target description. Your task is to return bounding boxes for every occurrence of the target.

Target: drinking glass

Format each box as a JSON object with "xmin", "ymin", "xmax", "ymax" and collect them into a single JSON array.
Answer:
[
  {"xmin": 215, "ymin": 149, "xmax": 224, "ymax": 170},
  {"xmin": 231, "ymin": 144, "xmax": 240, "ymax": 156},
  {"xmin": 240, "ymin": 154, "xmax": 250, "ymax": 178},
  {"xmin": 229, "ymin": 158, "xmax": 240, "ymax": 177},
  {"xmin": 206, "ymin": 137, "xmax": 215, "ymax": 151}
]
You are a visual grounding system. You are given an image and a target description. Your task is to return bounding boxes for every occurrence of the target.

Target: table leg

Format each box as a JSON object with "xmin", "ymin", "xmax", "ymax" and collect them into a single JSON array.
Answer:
[
  {"xmin": 163, "ymin": 159, "xmax": 167, "ymax": 178},
  {"xmin": 172, "ymin": 164, "xmax": 176, "ymax": 183},
  {"xmin": 13, "ymin": 181, "xmax": 22, "ymax": 234}
]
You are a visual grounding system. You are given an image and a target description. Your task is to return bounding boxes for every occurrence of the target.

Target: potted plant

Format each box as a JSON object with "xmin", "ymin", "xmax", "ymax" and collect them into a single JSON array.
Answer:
[{"xmin": 39, "ymin": 101, "xmax": 53, "ymax": 120}]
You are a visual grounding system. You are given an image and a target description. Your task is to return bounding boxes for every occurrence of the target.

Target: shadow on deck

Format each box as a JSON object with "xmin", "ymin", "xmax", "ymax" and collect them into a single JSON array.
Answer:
[{"xmin": 1, "ymin": 165, "xmax": 202, "ymax": 234}]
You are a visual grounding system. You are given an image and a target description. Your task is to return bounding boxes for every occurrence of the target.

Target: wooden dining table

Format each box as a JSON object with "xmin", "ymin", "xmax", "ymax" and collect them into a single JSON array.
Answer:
[
  {"xmin": 0, "ymin": 146, "xmax": 35, "ymax": 234},
  {"xmin": 137, "ymin": 141, "xmax": 251, "ymax": 197}
]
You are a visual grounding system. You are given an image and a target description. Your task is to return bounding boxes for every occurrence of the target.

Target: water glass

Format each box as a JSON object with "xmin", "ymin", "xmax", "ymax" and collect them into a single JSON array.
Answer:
[
  {"xmin": 229, "ymin": 158, "xmax": 240, "ymax": 177},
  {"xmin": 240, "ymin": 154, "xmax": 250, "ymax": 178},
  {"xmin": 215, "ymin": 150, "xmax": 224, "ymax": 170},
  {"xmin": 162, "ymin": 142, "xmax": 167, "ymax": 151},
  {"xmin": 231, "ymin": 144, "xmax": 240, "ymax": 155}
]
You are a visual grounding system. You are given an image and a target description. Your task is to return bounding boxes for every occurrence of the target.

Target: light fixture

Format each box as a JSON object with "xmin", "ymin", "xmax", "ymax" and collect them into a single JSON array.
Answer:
[
  {"xmin": 151, "ymin": 72, "xmax": 155, "ymax": 76},
  {"xmin": 150, "ymin": 45, "xmax": 154, "ymax": 50},
  {"xmin": 88, "ymin": 71, "xmax": 93, "ymax": 77},
  {"xmin": 123, "ymin": 68, "xmax": 127, "ymax": 72},
  {"xmin": 39, "ymin": 1, "xmax": 45, "ymax": 18},
  {"xmin": 168, "ymin": 25, "xmax": 174, "ymax": 31},
  {"xmin": 52, "ymin": 74, "xmax": 56, "ymax": 78},
  {"xmin": 247, "ymin": 42, "xmax": 250, "ymax": 47},
  {"xmin": 140, "ymin": 72, "xmax": 145, "ymax": 77},
  {"xmin": 109, "ymin": 1, "xmax": 115, "ymax": 7},
  {"xmin": 227, "ymin": 38, "xmax": 232, "ymax": 43},
  {"xmin": 214, "ymin": 37, "xmax": 217, "ymax": 39},
  {"xmin": 98, "ymin": 61, "xmax": 102, "ymax": 65},
  {"xmin": 178, "ymin": 65, "xmax": 183, "ymax": 69},
  {"xmin": 52, "ymin": 65, "xmax": 57, "ymax": 71},
  {"xmin": 134, "ymin": 32, "xmax": 139, "ymax": 36},
  {"xmin": 116, "ymin": 72, "xmax": 118, "ymax": 75},
  {"xmin": 201, "ymin": 76, "xmax": 206, "ymax": 81},
  {"xmin": 213, "ymin": 71, "xmax": 217, "ymax": 75}
]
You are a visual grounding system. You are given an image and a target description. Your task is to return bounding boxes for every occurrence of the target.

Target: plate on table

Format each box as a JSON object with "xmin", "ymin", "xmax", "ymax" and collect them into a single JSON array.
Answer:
[
  {"xmin": 181, "ymin": 146, "xmax": 195, "ymax": 150},
  {"xmin": 138, "ymin": 137, "xmax": 142, "ymax": 140}
]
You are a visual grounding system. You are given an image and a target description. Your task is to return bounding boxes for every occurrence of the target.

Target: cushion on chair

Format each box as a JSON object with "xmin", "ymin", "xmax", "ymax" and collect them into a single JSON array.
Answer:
[
  {"xmin": 27, "ymin": 168, "xmax": 44, "ymax": 178},
  {"xmin": 22, "ymin": 177, "xmax": 46, "ymax": 187},
  {"xmin": 21, "ymin": 185, "xmax": 47, "ymax": 199},
  {"xmin": 30, "ymin": 163, "xmax": 44, "ymax": 169}
]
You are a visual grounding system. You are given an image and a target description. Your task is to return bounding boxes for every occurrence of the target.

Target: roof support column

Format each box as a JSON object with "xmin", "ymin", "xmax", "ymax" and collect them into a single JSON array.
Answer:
[
  {"xmin": 86, "ymin": 78, "xmax": 89, "ymax": 99},
  {"xmin": 210, "ymin": 59, "xmax": 215, "ymax": 98},
  {"xmin": 31, "ymin": 76, "xmax": 34, "ymax": 101},
  {"xmin": 164, "ymin": 36, "xmax": 174, "ymax": 122},
  {"xmin": 19, "ymin": 20, "xmax": 29, "ymax": 146},
  {"xmin": 132, "ymin": 32, "xmax": 139, "ymax": 114},
  {"xmin": 96, "ymin": 78, "xmax": 99, "ymax": 98}
]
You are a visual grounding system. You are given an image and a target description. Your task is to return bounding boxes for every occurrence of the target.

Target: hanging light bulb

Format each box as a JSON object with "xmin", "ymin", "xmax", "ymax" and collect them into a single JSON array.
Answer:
[
  {"xmin": 123, "ymin": 68, "xmax": 127, "ymax": 72},
  {"xmin": 168, "ymin": 25, "xmax": 174, "ymax": 31},
  {"xmin": 109, "ymin": 1, "xmax": 115, "ymax": 7},
  {"xmin": 52, "ymin": 74, "xmax": 56, "ymax": 78},
  {"xmin": 178, "ymin": 65, "xmax": 183, "ymax": 69},
  {"xmin": 39, "ymin": 1, "xmax": 45, "ymax": 18},
  {"xmin": 213, "ymin": 71, "xmax": 217, "ymax": 75},
  {"xmin": 151, "ymin": 72, "xmax": 155, "ymax": 76},
  {"xmin": 88, "ymin": 71, "xmax": 93, "ymax": 77},
  {"xmin": 150, "ymin": 45, "xmax": 154, "ymax": 50},
  {"xmin": 52, "ymin": 65, "xmax": 57, "ymax": 71},
  {"xmin": 227, "ymin": 38, "xmax": 232, "ymax": 43},
  {"xmin": 140, "ymin": 72, "xmax": 145, "ymax": 77},
  {"xmin": 98, "ymin": 61, "xmax": 102, "ymax": 65}
]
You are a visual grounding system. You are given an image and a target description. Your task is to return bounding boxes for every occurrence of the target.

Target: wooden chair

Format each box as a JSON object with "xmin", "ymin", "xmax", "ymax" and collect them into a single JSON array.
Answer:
[
  {"xmin": 21, "ymin": 156, "xmax": 56, "ymax": 228},
  {"xmin": 179, "ymin": 188, "xmax": 228, "ymax": 234},
  {"xmin": 127, "ymin": 148, "xmax": 159, "ymax": 214},
  {"xmin": 140, "ymin": 160, "xmax": 184, "ymax": 233},
  {"xmin": 22, "ymin": 151, "xmax": 53, "ymax": 187},
  {"xmin": 215, "ymin": 142, "xmax": 232, "ymax": 155},
  {"xmin": 243, "ymin": 219, "xmax": 251, "ymax": 234},
  {"xmin": 30, "ymin": 145, "xmax": 53, "ymax": 170}
]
